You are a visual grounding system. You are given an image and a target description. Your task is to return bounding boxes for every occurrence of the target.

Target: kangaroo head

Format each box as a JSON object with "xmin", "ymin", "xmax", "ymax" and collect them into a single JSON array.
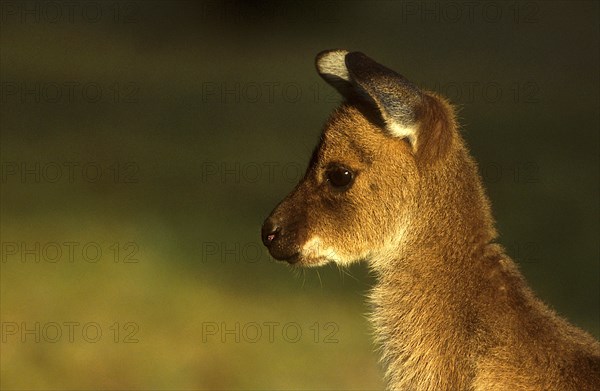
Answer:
[{"xmin": 262, "ymin": 50, "xmax": 494, "ymax": 267}]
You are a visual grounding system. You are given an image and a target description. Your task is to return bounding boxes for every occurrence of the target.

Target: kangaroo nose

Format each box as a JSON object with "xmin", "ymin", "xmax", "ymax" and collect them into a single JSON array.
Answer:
[{"xmin": 261, "ymin": 218, "xmax": 281, "ymax": 247}]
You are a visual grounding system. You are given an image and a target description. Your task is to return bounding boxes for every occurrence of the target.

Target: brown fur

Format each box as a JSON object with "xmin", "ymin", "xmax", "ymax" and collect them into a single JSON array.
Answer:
[{"xmin": 262, "ymin": 56, "xmax": 600, "ymax": 390}]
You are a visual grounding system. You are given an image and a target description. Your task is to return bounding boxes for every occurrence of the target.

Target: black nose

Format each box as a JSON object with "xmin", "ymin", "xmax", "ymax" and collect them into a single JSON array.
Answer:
[{"xmin": 261, "ymin": 218, "xmax": 281, "ymax": 247}]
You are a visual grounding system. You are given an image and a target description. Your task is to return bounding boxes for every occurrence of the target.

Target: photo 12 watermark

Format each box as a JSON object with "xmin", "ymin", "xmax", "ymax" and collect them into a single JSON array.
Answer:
[
  {"xmin": 0, "ymin": 1, "xmax": 141, "ymax": 24},
  {"xmin": 200, "ymin": 161, "xmax": 303, "ymax": 185},
  {"xmin": 198, "ymin": 0, "xmax": 339, "ymax": 25},
  {"xmin": 1, "ymin": 321, "xmax": 140, "ymax": 343},
  {"xmin": 1, "ymin": 241, "xmax": 140, "ymax": 264},
  {"xmin": 480, "ymin": 161, "xmax": 541, "ymax": 184},
  {"xmin": 1, "ymin": 161, "xmax": 140, "ymax": 184},
  {"xmin": 201, "ymin": 241, "xmax": 270, "ymax": 264},
  {"xmin": 422, "ymin": 80, "xmax": 541, "ymax": 104},
  {"xmin": 201, "ymin": 321, "xmax": 339, "ymax": 344},
  {"xmin": 199, "ymin": 80, "xmax": 540, "ymax": 105},
  {"xmin": 398, "ymin": 1, "xmax": 540, "ymax": 24},
  {"xmin": 0, "ymin": 81, "xmax": 140, "ymax": 104},
  {"xmin": 200, "ymin": 240, "xmax": 339, "ymax": 264}
]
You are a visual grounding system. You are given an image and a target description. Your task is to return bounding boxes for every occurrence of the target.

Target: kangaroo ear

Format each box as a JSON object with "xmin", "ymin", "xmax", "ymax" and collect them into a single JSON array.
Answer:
[{"xmin": 316, "ymin": 50, "xmax": 423, "ymax": 148}]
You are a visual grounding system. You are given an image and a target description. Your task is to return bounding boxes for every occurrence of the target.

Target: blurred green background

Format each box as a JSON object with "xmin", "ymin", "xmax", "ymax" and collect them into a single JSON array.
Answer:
[{"xmin": 0, "ymin": 1, "xmax": 598, "ymax": 389}]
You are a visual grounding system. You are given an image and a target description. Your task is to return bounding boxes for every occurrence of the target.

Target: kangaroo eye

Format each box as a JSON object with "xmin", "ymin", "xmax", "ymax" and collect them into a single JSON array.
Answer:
[{"xmin": 326, "ymin": 166, "xmax": 354, "ymax": 189}]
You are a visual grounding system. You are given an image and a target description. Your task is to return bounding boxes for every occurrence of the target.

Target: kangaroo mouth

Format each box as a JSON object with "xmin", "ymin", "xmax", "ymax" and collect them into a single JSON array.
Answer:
[
  {"xmin": 269, "ymin": 250, "xmax": 331, "ymax": 268},
  {"xmin": 266, "ymin": 247, "xmax": 301, "ymax": 265},
  {"xmin": 279, "ymin": 252, "xmax": 301, "ymax": 265}
]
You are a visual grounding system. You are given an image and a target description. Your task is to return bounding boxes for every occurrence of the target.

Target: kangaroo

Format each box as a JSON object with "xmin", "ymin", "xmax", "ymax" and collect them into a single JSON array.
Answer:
[{"xmin": 261, "ymin": 50, "xmax": 600, "ymax": 391}]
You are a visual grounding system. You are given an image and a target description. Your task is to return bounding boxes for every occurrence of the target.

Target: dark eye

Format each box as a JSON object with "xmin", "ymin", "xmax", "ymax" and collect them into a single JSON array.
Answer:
[{"xmin": 326, "ymin": 165, "xmax": 354, "ymax": 189}]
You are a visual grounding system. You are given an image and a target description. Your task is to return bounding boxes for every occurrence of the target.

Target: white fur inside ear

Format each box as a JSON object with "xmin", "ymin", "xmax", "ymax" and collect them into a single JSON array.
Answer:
[
  {"xmin": 387, "ymin": 121, "xmax": 418, "ymax": 149},
  {"xmin": 317, "ymin": 50, "xmax": 350, "ymax": 82}
]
